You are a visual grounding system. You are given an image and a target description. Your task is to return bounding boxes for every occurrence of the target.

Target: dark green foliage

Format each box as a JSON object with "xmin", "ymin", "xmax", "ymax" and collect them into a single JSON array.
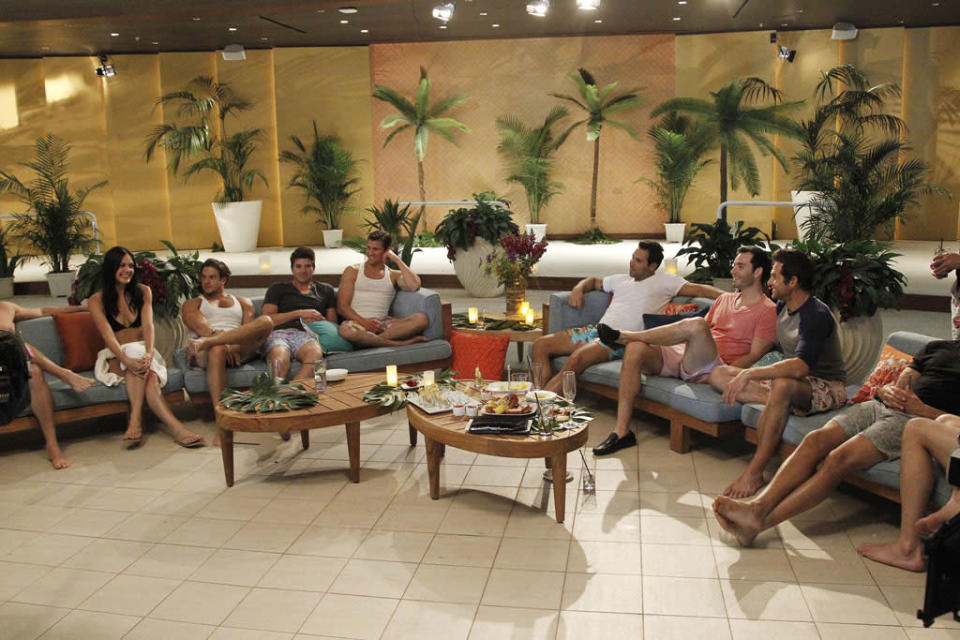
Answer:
[
  {"xmin": 220, "ymin": 372, "xmax": 320, "ymax": 413},
  {"xmin": 570, "ymin": 228, "xmax": 619, "ymax": 244},
  {"xmin": 0, "ymin": 226, "xmax": 24, "ymax": 278},
  {"xmin": 638, "ymin": 113, "xmax": 714, "ymax": 224},
  {"xmin": 676, "ymin": 219, "xmax": 769, "ymax": 282},
  {"xmin": 0, "ymin": 134, "xmax": 104, "ymax": 273},
  {"xmin": 362, "ymin": 199, "xmax": 422, "ymax": 267},
  {"xmin": 434, "ymin": 192, "xmax": 518, "ymax": 261}
]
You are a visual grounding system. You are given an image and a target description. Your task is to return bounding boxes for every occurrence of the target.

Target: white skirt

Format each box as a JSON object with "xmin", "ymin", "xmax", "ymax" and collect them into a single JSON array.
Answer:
[{"xmin": 94, "ymin": 341, "xmax": 168, "ymax": 387}]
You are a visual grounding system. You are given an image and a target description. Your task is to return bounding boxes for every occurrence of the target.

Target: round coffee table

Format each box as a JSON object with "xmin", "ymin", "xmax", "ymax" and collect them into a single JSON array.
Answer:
[{"xmin": 406, "ymin": 402, "xmax": 588, "ymax": 523}]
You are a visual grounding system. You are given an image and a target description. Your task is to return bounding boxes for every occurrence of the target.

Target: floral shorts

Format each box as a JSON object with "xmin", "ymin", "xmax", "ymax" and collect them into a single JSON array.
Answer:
[
  {"xmin": 566, "ymin": 325, "xmax": 624, "ymax": 360},
  {"xmin": 758, "ymin": 375, "xmax": 847, "ymax": 416},
  {"xmin": 262, "ymin": 328, "xmax": 319, "ymax": 358}
]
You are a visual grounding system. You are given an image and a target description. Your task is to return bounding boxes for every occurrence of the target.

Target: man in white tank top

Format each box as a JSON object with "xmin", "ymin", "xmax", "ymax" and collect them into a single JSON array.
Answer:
[
  {"xmin": 182, "ymin": 259, "xmax": 273, "ymax": 403},
  {"xmin": 337, "ymin": 231, "xmax": 430, "ymax": 348}
]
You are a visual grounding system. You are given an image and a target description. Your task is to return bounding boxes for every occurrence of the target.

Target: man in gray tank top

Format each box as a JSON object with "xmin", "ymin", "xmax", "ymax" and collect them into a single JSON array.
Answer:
[
  {"xmin": 708, "ymin": 249, "xmax": 847, "ymax": 498},
  {"xmin": 337, "ymin": 231, "xmax": 429, "ymax": 348}
]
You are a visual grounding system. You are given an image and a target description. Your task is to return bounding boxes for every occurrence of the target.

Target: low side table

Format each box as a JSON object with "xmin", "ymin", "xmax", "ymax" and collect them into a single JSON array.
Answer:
[
  {"xmin": 214, "ymin": 372, "xmax": 390, "ymax": 487},
  {"xmin": 453, "ymin": 312, "xmax": 543, "ymax": 361}
]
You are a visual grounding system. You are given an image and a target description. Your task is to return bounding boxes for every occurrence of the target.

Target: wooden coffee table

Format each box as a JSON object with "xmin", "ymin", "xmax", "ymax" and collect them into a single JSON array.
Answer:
[
  {"xmin": 214, "ymin": 372, "xmax": 391, "ymax": 487},
  {"xmin": 406, "ymin": 392, "xmax": 589, "ymax": 523}
]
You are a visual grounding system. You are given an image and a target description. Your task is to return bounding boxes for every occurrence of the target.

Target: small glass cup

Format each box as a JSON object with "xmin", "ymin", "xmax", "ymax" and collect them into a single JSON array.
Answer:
[
  {"xmin": 312, "ymin": 358, "xmax": 327, "ymax": 393},
  {"xmin": 509, "ymin": 372, "xmax": 529, "ymax": 391},
  {"xmin": 530, "ymin": 363, "xmax": 545, "ymax": 391},
  {"xmin": 476, "ymin": 309, "xmax": 486, "ymax": 330},
  {"xmin": 270, "ymin": 358, "xmax": 285, "ymax": 383}
]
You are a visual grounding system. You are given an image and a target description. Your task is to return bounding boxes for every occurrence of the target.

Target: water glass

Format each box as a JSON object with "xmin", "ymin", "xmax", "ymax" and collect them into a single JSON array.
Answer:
[
  {"xmin": 270, "ymin": 358, "xmax": 285, "ymax": 383},
  {"xmin": 477, "ymin": 309, "xmax": 486, "ymax": 329},
  {"xmin": 562, "ymin": 371, "xmax": 577, "ymax": 403},
  {"xmin": 509, "ymin": 372, "xmax": 529, "ymax": 391},
  {"xmin": 530, "ymin": 363, "xmax": 545, "ymax": 390},
  {"xmin": 313, "ymin": 358, "xmax": 327, "ymax": 393},
  {"xmin": 581, "ymin": 447, "xmax": 596, "ymax": 494}
]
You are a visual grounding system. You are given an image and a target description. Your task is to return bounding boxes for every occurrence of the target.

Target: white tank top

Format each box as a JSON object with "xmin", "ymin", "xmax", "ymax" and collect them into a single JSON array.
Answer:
[
  {"xmin": 197, "ymin": 294, "xmax": 243, "ymax": 334},
  {"xmin": 352, "ymin": 262, "xmax": 396, "ymax": 319}
]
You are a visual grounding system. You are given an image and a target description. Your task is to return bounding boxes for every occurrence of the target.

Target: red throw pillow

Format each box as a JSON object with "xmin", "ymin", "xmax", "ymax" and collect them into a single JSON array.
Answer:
[
  {"xmin": 850, "ymin": 344, "xmax": 914, "ymax": 403},
  {"xmin": 450, "ymin": 330, "xmax": 510, "ymax": 381},
  {"xmin": 661, "ymin": 302, "xmax": 699, "ymax": 316},
  {"xmin": 54, "ymin": 312, "xmax": 106, "ymax": 371}
]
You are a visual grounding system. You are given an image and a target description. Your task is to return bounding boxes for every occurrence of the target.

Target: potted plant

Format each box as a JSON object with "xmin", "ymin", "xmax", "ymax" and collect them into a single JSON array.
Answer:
[
  {"xmin": 434, "ymin": 192, "xmax": 518, "ymax": 297},
  {"xmin": 482, "ymin": 233, "xmax": 548, "ymax": 316},
  {"xmin": 144, "ymin": 76, "xmax": 267, "ymax": 252},
  {"xmin": 0, "ymin": 134, "xmax": 105, "ymax": 297},
  {"xmin": 551, "ymin": 68, "xmax": 647, "ymax": 233},
  {"xmin": 638, "ymin": 112, "xmax": 714, "ymax": 243},
  {"xmin": 0, "ymin": 226, "xmax": 24, "ymax": 299},
  {"xmin": 495, "ymin": 106, "xmax": 575, "ymax": 240},
  {"xmin": 361, "ymin": 199, "xmax": 423, "ymax": 267},
  {"xmin": 279, "ymin": 122, "xmax": 360, "ymax": 249},
  {"xmin": 676, "ymin": 219, "xmax": 769, "ymax": 290}
]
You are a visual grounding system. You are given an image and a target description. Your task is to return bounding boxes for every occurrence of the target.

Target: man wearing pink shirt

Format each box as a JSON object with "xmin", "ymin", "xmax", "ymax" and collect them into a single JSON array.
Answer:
[{"xmin": 594, "ymin": 246, "xmax": 777, "ymax": 456}]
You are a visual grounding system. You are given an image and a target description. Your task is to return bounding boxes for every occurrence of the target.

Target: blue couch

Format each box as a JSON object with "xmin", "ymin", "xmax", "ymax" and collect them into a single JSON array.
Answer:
[{"xmin": 546, "ymin": 290, "xmax": 951, "ymax": 506}]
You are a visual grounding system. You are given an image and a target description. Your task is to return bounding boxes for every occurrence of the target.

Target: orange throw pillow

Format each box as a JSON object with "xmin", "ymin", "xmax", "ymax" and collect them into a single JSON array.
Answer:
[
  {"xmin": 450, "ymin": 330, "xmax": 510, "ymax": 381},
  {"xmin": 661, "ymin": 302, "xmax": 699, "ymax": 316},
  {"xmin": 54, "ymin": 312, "xmax": 106, "ymax": 371},
  {"xmin": 850, "ymin": 344, "xmax": 914, "ymax": 403}
]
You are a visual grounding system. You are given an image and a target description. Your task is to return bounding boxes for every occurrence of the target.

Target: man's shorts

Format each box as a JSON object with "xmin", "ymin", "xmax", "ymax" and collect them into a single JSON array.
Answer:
[
  {"xmin": 261, "ymin": 328, "xmax": 319, "ymax": 358},
  {"xmin": 758, "ymin": 375, "xmax": 847, "ymax": 416},
  {"xmin": 658, "ymin": 344, "xmax": 723, "ymax": 381},
  {"xmin": 567, "ymin": 325, "xmax": 624, "ymax": 359},
  {"xmin": 343, "ymin": 317, "xmax": 394, "ymax": 334},
  {"xmin": 833, "ymin": 399, "xmax": 910, "ymax": 460}
]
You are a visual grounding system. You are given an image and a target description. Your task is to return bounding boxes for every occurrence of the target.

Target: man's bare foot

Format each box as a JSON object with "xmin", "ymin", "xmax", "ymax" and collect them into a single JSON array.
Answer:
[
  {"xmin": 722, "ymin": 470, "xmax": 765, "ymax": 498},
  {"xmin": 857, "ymin": 540, "xmax": 926, "ymax": 572},
  {"xmin": 46, "ymin": 445, "xmax": 71, "ymax": 470},
  {"xmin": 64, "ymin": 371, "xmax": 94, "ymax": 393},
  {"xmin": 172, "ymin": 429, "xmax": 205, "ymax": 448},
  {"xmin": 398, "ymin": 336, "xmax": 429, "ymax": 346},
  {"xmin": 713, "ymin": 495, "xmax": 763, "ymax": 547},
  {"xmin": 916, "ymin": 498, "xmax": 960, "ymax": 537}
]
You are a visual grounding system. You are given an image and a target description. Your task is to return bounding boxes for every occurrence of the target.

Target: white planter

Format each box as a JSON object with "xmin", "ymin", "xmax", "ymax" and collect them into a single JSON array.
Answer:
[
  {"xmin": 833, "ymin": 309, "xmax": 884, "ymax": 385},
  {"xmin": 453, "ymin": 238, "xmax": 504, "ymax": 298},
  {"xmin": 154, "ymin": 316, "xmax": 187, "ymax": 364},
  {"xmin": 321, "ymin": 228, "xmax": 343, "ymax": 248},
  {"xmin": 0, "ymin": 276, "xmax": 13, "ymax": 299},
  {"xmin": 525, "ymin": 224, "xmax": 547, "ymax": 242},
  {"xmin": 46, "ymin": 271, "xmax": 76, "ymax": 298},
  {"xmin": 664, "ymin": 222, "xmax": 686, "ymax": 243},
  {"xmin": 212, "ymin": 200, "xmax": 262, "ymax": 252}
]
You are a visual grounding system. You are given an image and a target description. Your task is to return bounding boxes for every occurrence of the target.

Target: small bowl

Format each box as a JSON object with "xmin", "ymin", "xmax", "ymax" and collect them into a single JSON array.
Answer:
[
  {"xmin": 465, "ymin": 403, "xmax": 480, "ymax": 417},
  {"xmin": 326, "ymin": 368, "xmax": 349, "ymax": 382},
  {"xmin": 452, "ymin": 404, "xmax": 465, "ymax": 417},
  {"xmin": 525, "ymin": 390, "xmax": 557, "ymax": 403}
]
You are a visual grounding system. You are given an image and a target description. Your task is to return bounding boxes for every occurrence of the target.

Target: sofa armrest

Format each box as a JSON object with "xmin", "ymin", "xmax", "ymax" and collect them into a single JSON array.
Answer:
[
  {"xmin": 441, "ymin": 302, "xmax": 452, "ymax": 342},
  {"xmin": 392, "ymin": 288, "xmax": 444, "ymax": 340},
  {"xmin": 547, "ymin": 291, "xmax": 610, "ymax": 333}
]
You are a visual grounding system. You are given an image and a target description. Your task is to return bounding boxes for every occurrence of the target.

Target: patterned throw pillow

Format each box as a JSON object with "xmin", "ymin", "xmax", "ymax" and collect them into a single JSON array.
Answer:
[
  {"xmin": 450, "ymin": 331, "xmax": 510, "ymax": 380},
  {"xmin": 849, "ymin": 344, "xmax": 914, "ymax": 403},
  {"xmin": 661, "ymin": 302, "xmax": 699, "ymax": 316}
]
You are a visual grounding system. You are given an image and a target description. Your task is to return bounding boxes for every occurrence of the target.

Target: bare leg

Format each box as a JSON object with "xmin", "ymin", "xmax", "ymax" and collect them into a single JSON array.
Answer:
[
  {"xmin": 541, "ymin": 341, "xmax": 612, "ymax": 393},
  {"xmin": 26, "ymin": 363, "xmax": 69, "ymax": 469},
  {"xmin": 205, "ymin": 345, "xmax": 229, "ymax": 403},
  {"xmin": 188, "ymin": 316, "xmax": 273, "ymax": 358},
  {"xmin": 264, "ymin": 346, "xmax": 292, "ymax": 379},
  {"xmin": 379, "ymin": 313, "xmax": 429, "ymax": 341},
  {"xmin": 115, "ymin": 360, "xmax": 147, "ymax": 443},
  {"xmin": 143, "ymin": 371, "xmax": 204, "ymax": 447},
  {"xmin": 859, "ymin": 416, "xmax": 960, "ymax": 571},
  {"xmin": 723, "ymin": 377, "xmax": 812, "ymax": 498},
  {"xmin": 715, "ymin": 432, "xmax": 884, "ymax": 546},
  {"xmin": 338, "ymin": 314, "xmax": 429, "ymax": 348},
  {"xmin": 293, "ymin": 342, "xmax": 324, "ymax": 381},
  {"xmin": 613, "ymin": 342, "xmax": 663, "ymax": 438}
]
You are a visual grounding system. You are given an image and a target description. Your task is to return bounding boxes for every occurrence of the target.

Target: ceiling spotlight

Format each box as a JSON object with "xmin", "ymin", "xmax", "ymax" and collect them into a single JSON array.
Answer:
[
  {"xmin": 492, "ymin": 23, "xmax": 500, "ymax": 27},
  {"xmin": 95, "ymin": 54, "xmax": 116, "ymax": 77},
  {"xmin": 110, "ymin": 32, "xmax": 119, "ymax": 37},
  {"xmin": 432, "ymin": 2, "xmax": 455, "ymax": 22},
  {"xmin": 340, "ymin": 19, "xmax": 349, "ymax": 24},
  {"xmin": 360, "ymin": 28, "xmax": 369, "ymax": 33},
  {"xmin": 439, "ymin": 24, "xmax": 447, "ymax": 29},
  {"xmin": 338, "ymin": 6, "xmax": 358, "ymax": 13},
  {"xmin": 594, "ymin": 18, "xmax": 602, "ymax": 23},
  {"xmin": 526, "ymin": 0, "xmax": 549, "ymax": 17},
  {"xmin": 576, "ymin": 0, "xmax": 601, "ymax": 10},
  {"xmin": 228, "ymin": 26, "xmax": 238, "ymax": 31},
  {"xmin": 777, "ymin": 45, "xmax": 797, "ymax": 63}
]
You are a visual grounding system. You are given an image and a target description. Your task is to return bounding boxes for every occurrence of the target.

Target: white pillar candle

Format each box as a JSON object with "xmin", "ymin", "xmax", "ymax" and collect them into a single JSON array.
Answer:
[
  {"xmin": 519, "ymin": 301, "xmax": 530, "ymax": 316},
  {"xmin": 422, "ymin": 370, "xmax": 435, "ymax": 386},
  {"xmin": 525, "ymin": 310, "xmax": 535, "ymax": 325},
  {"xmin": 467, "ymin": 307, "xmax": 478, "ymax": 324},
  {"xmin": 385, "ymin": 365, "xmax": 398, "ymax": 387}
]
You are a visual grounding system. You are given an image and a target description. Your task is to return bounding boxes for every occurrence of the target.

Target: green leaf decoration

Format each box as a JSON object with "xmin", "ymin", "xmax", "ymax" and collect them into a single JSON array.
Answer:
[
  {"xmin": 361, "ymin": 369, "xmax": 457, "ymax": 411},
  {"xmin": 219, "ymin": 372, "xmax": 319, "ymax": 413},
  {"xmin": 451, "ymin": 313, "xmax": 540, "ymax": 332}
]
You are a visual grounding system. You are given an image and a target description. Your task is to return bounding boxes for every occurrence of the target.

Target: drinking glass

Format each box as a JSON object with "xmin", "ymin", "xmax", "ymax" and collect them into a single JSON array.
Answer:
[
  {"xmin": 270, "ymin": 358, "xmax": 285, "ymax": 383},
  {"xmin": 312, "ymin": 358, "xmax": 327, "ymax": 393},
  {"xmin": 477, "ymin": 309, "xmax": 486, "ymax": 330},
  {"xmin": 530, "ymin": 363, "xmax": 544, "ymax": 390},
  {"xmin": 509, "ymin": 372, "xmax": 529, "ymax": 391},
  {"xmin": 562, "ymin": 371, "xmax": 577, "ymax": 403},
  {"xmin": 934, "ymin": 239, "xmax": 948, "ymax": 280}
]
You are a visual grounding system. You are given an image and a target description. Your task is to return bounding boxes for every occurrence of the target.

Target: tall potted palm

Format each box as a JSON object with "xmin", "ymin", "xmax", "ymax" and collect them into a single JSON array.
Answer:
[
  {"xmin": 638, "ymin": 112, "xmax": 714, "ymax": 242},
  {"xmin": 495, "ymin": 106, "xmax": 575, "ymax": 240},
  {"xmin": 373, "ymin": 67, "xmax": 470, "ymax": 234},
  {"xmin": 144, "ymin": 76, "xmax": 267, "ymax": 252},
  {"xmin": 0, "ymin": 134, "xmax": 105, "ymax": 297},
  {"xmin": 279, "ymin": 122, "xmax": 361, "ymax": 248},
  {"xmin": 0, "ymin": 226, "xmax": 24, "ymax": 299},
  {"xmin": 653, "ymin": 77, "xmax": 803, "ymax": 215},
  {"xmin": 551, "ymin": 68, "xmax": 647, "ymax": 234}
]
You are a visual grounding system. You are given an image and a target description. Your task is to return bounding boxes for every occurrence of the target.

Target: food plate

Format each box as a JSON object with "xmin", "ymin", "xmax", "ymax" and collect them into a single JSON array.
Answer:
[
  {"xmin": 525, "ymin": 390, "xmax": 557, "ymax": 403},
  {"xmin": 399, "ymin": 378, "xmax": 422, "ymax": 390},
  {"xmin": 481, "ymin": 405, "xmax": 536, "ymax": 417},
  {"xmin": 326, "ymin": 368, "xmax": 349, "ymax": 382},
  {"xmin": 484, "ymin": 381, "xmax": 532, "ymax": 394}
]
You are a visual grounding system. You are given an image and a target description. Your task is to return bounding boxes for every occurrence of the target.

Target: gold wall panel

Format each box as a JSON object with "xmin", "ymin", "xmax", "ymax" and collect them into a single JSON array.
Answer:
[
  {"xmin": 370, "ymin": 35, "xmax": 676, "ymax": 236},
  {"xmin": 274, "ymin": 47, "xmax": 375, "ymax": 247},
  {"xmin": 103, "ymin": 54, "xmax": 170, "ymax": 250},
  {"xmin": 0, "ymin": 58, "xmax": 46, "ymax": 231},
  {"xmin": 159, "ymin": 51, "xmax": 220, "ymax": 250},
  {"xmin": 218, "ymin": 49, "xmax": 282, "ymax": 248}
]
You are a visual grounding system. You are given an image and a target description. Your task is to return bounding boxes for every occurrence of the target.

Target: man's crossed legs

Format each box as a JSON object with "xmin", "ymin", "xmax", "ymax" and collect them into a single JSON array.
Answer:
[{"xmin": 531, "ymin": 326, "xmax": 620, "ymax": 394}]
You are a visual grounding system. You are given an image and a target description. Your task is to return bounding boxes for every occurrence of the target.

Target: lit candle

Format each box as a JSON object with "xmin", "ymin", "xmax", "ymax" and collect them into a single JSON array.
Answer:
[
  {"xmin": 385, "ymin": 365, "xmax": 398, "ymax": 387},
  {"xmin": 519, "ymin": 301, "xmax": 530, "ymax": 316},
  {"xmin": 258, "ymin": 254, "xmax": 272, "ymax": 273},
  {"xmin": 422, "ymin": 370, "xmax": 435, "ymax": 386},
  {"xmin": 664, "ymin": 257, "xmax": 678, "ymax": 274},
  {"xmin": 525, "ymin": 310, "xmax": 535, "ymax": 325},
  {"xmin": 467, "ymin": 307, "xmax": 478, "ymax": 324}
]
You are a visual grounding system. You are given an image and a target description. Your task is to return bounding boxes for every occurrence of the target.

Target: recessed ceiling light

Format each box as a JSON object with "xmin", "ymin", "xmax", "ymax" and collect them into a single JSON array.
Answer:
[
  {"xmin": 780, "ymin": 22, "xmax": 788, "ymax": 26},
  {"xmin": 594, "ymin": 19, "xmax": 602, "ymax": 23},
  {"xmin": 192, "ymin": 17, "xmax": 200, "ymax": 21},
  {"xmin": 151, "ymin": 41, "xmax": 159, "ymax": 45},
  {"xmin": 439, "ymin": 24, "xmax": 447, "ymax": 28},
  {"xmin": 797, "ymin": 9, "xmax": 804, "ymax": 13},
  {"xmin": 678, "ymin": 1, "xmax": 687, "ymax": 4},
  {"xmin": 432, "ymin": 2, "xmax": 455, "ymax": 22},
  {"xmin": 228, "ymin": 26, "xmax": 238, "ymax": 31},
  {"xmin": 340, "ymin": 19, "xmax": 349, "ymax": 24},
  {"xmin": 492, "ymin": 23, "xmax": 500, "ymax": 27},
  {"xmin": 576, "ymin": 0, "xmax": 600, "ymax": 10},
  {"xmin": 316, "ymin": 9, "xmax": 325, "ymax": 12},
  {"xmin": 672, "ymin": 16, "xmax": 681, "ymax": 21},
  {"xmin": 360, "ymin": 28, "xmax": 369, "ymax": 33},
  {"xmin": 338, "ymin": 6, "xmax": 358, "ymax": 13},
  {"xmin": 932, "ymin": 1, "xmax": 941, "ymax": 5},
  {"xmin": 110, "ymin": 32, "xmax": 119, "ymax": 37},
  {"xmin": 479, "ymin": 11, "xmax": 488, "ymax": 15},
  {"xmin": 260, "ymin": 36, "xmax": 268, "ymax": 40},
  {"xmin": 526, "ymin": 0, "xmax": 549, "ymax": 17}
]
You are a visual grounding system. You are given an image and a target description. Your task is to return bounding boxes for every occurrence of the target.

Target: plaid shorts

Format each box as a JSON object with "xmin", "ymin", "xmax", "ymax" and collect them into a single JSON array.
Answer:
[
  {"xmin": 758, "ymin": 375, "xmax": 847, "ymax": 416},
  {"xmin": 261, "ymin": 328, "xmax": 319, "ymax": 358}
]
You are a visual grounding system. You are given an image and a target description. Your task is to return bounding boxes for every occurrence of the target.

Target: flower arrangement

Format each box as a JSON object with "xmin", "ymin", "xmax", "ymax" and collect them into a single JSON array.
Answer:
[{"xmin": 482, "ymin": 232, "xmax": 547, "ymax": 288}]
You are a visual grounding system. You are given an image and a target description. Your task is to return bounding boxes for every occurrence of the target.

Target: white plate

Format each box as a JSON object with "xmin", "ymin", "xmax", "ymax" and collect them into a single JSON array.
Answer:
[
  {"xmin": 399, "ymin": 378, "xmax": 422, "ymax": 390},
  {"xmin": 326, "ymin": 368, "xmax": 349, "ymax": 382},
  {"xmin": 525, "ymin": 390, "xmax": 557, "ymax": 403},
  {"xmin": 484, "ymin": 381, "xmax": 532, "ymax": 394},
  {"xmin": 481, "ymin": 405, "xmax": 536, "ymax": 417}
]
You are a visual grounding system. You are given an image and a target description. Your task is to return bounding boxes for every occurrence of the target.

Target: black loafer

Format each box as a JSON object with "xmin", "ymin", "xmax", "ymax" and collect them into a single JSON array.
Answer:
[
  {"xmin": 596, "ymin": 323, "xmax": 623, "ymax": 350},
  {"xmin": 592, "ymin": 431, "xmax": 637, "ymax": 456}
]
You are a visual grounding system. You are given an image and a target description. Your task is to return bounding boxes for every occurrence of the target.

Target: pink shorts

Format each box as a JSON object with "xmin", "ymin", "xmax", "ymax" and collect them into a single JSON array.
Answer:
[{"xmin": 658, "ymin": 344, "xmax": 723, "ymax": 382}]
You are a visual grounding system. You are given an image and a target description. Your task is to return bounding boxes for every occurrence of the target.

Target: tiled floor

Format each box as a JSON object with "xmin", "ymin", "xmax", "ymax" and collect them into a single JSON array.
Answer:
[{"xmin": 1, "ymin": 400, "xmax": 957, "ymax": 640}]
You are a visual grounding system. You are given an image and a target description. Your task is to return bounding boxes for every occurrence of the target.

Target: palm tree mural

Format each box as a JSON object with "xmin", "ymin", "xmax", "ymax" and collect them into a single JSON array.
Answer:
[
  {"xmin": 495, "ymin": 106, "xmax": 576, "ymax": 225},
  {"xmin": 652, "ymin": 77, "xmax": 803, "ymax": 216},
  {"xmin": 372, "ymin": 67, "xmax": 469, "ymax": 230},
  {"xmin": 551, "ymin": 68, "xmax": 647, "ymax": 229}
]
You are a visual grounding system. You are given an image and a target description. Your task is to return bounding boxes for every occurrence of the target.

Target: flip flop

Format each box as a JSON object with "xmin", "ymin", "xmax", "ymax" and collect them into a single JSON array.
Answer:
[{"xmin": 175, "ymin": 434, "xmax": 205, "ymax": 448}]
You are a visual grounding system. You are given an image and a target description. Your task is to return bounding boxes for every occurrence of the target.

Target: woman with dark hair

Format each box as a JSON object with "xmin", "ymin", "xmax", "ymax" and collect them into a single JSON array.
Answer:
[{"xmin": 88, "ymin": 246, "xmax": 204, "ymax": 448}]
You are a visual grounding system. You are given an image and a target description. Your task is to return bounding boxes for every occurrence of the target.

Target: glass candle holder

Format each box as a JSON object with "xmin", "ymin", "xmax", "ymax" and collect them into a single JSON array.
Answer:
[
  {"xmin": 467, "ymin": 307, "xmax": 478, "ymax": 324},
  {"xmin": 385, "ymin": 365, "xmax": 398, "ymax": 387}
]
